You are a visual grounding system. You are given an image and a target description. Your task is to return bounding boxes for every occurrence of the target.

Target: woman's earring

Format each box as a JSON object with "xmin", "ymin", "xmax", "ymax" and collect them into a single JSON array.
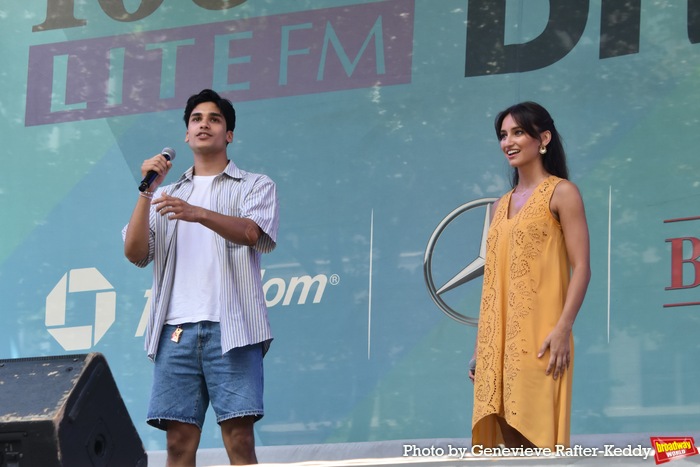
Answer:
[{"xmin": 539, "ymin": 145, "xmax": 547, "ymax": 155}]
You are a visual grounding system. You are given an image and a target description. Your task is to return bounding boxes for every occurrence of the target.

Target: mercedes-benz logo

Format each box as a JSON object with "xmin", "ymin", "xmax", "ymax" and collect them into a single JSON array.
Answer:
[{"xmin": 423, "ymin": 198, "xmax": 498, "ymax": 326}]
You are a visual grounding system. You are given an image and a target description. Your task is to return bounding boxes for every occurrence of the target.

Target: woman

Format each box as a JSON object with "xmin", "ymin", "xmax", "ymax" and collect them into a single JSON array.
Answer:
[{"xmin": 469, "ymin": 102, "xmax": 590, "ymax": 449}]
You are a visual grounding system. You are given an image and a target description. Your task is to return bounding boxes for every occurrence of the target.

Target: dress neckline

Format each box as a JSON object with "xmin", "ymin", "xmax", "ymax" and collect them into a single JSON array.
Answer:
[{"xmin": 505, "ymin": 176, "xmax": 551, "ymax": 220}]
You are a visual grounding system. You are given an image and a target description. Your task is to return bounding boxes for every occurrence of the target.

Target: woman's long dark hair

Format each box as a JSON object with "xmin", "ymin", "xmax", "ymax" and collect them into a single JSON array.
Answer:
[{"xmin": 495, "ymin": 101, "xmax": 568, "ymax": 187}]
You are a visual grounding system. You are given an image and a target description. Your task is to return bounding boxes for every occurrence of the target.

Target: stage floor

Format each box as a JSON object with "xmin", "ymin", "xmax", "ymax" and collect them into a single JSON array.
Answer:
[{"xmin": 147, "ymin": 433, "xmax": 700, "ymax": 466}]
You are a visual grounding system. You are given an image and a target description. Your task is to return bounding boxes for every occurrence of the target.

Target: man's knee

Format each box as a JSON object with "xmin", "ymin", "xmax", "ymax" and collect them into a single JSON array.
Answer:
[
  {"xmin": 221, "ymin": 416, "xmax": 257, "ymax": 462},
  {"xmin": 166, "ymin": 421, "xmax": 201, "ymax": 458}
]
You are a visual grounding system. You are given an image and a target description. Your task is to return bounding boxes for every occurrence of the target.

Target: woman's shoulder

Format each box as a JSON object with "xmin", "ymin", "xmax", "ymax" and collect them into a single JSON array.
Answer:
[
  {"xmin": 488, "ymin": 190, "xmax": 513, "ymax": 222},
  {"xmin": 492, "ymin": 189, "xmax": 514, "ymax": 208},
  {"xmin": 551, "ymin": 178, "xmax": 581, "ymax": 197},
  {"xmin": 550, "ymin": 178, "xmax": 585, "ymax": 215}
]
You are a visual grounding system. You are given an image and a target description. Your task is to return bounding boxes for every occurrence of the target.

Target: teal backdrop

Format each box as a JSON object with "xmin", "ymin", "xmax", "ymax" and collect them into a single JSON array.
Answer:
[{"xmin": 1, "ymin": 0, "xmax": 699, "ymax": 451}]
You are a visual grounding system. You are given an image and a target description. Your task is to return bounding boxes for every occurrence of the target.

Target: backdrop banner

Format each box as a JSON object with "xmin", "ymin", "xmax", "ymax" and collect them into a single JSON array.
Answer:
[{"xmin": 2, "ymin": 0, "xmax": 698, "ymax": 451}]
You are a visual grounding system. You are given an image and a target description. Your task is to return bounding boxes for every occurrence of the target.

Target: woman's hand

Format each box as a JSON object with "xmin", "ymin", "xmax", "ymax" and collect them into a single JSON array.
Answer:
[
  {"xmin": 537, "ymin": 324, "xmax": 571, "ymax": 380},
  {"xmin": 468, "ymin": 355, "xmax": 476, "ymax": 383}
]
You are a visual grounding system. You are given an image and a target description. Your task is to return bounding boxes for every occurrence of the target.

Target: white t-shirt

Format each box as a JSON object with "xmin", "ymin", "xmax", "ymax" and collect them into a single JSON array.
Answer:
[{"xmin": 166, "ymin": 175, "xmax": 221, "ymax": 324}]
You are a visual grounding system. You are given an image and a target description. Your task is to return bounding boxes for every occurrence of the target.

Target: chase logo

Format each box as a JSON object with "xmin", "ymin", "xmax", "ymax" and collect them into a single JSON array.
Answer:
[{"xmin": 45, "ymin": 268, "xmax": 116, "ymax": 351}]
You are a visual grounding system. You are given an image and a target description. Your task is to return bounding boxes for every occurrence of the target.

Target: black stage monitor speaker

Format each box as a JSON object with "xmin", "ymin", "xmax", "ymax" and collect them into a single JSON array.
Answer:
[{"xmin": 0, "ymin": 352, "xmax": 147, "ymax": 467}]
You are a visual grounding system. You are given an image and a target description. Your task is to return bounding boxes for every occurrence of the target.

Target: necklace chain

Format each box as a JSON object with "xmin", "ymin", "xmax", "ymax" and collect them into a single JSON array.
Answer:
[{"xmin": 513, "ymin": 186, "xmax": 535, "ymax": 198}]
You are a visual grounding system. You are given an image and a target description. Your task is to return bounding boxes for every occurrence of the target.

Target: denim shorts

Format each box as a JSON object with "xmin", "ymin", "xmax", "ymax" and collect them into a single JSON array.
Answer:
[{"xmin": 147, "ymin": 321, "xmax": 264, "ymax": 431}]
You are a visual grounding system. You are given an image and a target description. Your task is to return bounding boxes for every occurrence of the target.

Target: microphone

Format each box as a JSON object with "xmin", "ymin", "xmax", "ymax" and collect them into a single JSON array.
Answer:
[{"xmin": 139, "ymin": 147, "xmax": 176, "ymax": 192}]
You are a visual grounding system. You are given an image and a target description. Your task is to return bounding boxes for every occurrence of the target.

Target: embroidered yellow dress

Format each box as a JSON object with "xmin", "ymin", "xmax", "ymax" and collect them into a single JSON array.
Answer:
[{"xmin": 472, "ymin": 175, "xmax": 572, "ymax": 449}]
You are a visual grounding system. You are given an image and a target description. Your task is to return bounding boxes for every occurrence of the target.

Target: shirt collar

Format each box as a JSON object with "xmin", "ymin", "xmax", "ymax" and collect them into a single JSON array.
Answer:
[{"xmin": 178, "ymin": 160, "xmax": 243, "ymax": 183}]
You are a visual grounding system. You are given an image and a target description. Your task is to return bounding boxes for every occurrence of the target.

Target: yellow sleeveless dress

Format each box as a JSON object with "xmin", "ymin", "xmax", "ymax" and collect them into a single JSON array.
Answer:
[{"xmin": 472, "ymin": 175, "xmax": 572, "ymax": 449}]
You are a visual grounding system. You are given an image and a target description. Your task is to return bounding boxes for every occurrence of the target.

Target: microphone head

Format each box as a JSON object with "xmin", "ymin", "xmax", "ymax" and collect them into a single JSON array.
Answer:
[{"xmin": 161, "ymin": 147, "xmax": 176, "ymax": 162}]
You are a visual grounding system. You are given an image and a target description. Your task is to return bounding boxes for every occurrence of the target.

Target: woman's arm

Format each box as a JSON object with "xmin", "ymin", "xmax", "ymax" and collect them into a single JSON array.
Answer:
[{"xmin": 538, "ymin": 180, "xmax": 591, "ymax": 380}]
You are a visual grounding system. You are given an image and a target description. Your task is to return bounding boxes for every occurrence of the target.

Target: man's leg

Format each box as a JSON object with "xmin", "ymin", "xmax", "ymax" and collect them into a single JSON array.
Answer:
[
  {"xmin": 149, "ymin": 324, "xmax": 209, "ymax": 466},
  {"xmin": 165, "ymin": 420, "xmax": 202, "ymax": 467},
  {"xmin": 221, "ymin": 416, "xmax": 258, "ymax": 465},
  {"xmin": 204, "ymin": 331, "xmax": 264, "ymax": 465}
]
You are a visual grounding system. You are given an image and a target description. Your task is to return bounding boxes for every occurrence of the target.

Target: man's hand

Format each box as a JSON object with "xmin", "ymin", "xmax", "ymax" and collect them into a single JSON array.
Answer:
[
  {"xmin": 154, "ymin": 193, "xmax": 203, "ymax": 222},
  {"xmin": 141, "ymin": 153, "xmax": 173, "ymax": 192}
]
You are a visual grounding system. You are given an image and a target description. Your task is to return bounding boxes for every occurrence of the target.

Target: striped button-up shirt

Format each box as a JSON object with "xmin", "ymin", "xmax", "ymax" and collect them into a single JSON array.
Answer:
[{"xmin": 123, "ymin": 161, "xmax": 279, "ymax": 360}]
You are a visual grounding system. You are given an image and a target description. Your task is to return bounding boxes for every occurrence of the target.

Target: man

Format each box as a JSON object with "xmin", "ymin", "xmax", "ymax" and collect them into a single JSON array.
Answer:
[{"xmin": 123, "ymin": 89, "xmax": 279, "ymax": 466}]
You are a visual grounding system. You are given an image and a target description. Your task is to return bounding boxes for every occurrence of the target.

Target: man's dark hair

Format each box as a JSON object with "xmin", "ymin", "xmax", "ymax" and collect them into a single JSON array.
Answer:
[{"xmin": 183, "ymin": 89, "xmax": 236, "ymax": 132}]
